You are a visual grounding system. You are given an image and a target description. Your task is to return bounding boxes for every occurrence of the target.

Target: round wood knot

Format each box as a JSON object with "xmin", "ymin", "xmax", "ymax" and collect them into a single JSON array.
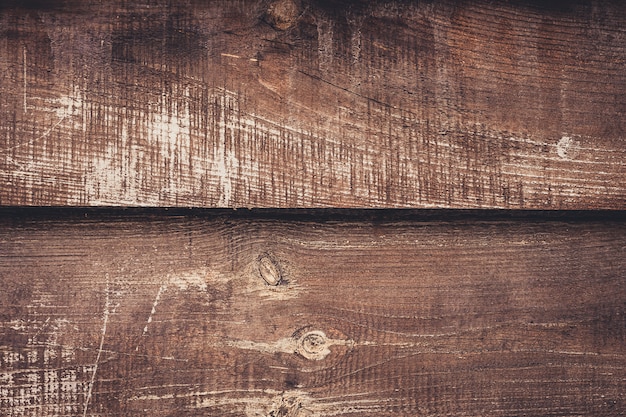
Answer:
[
  {"xmin": 258, "ymin": 253, "xmax": 282, "ymax": 286},
  {"xmin": 300, "ymin": 331, "xmax": 326, "ymax": 354},
  {"xmin": 266, "ymin": 0, "xmax": 301, "ymax": 31},
  {"xmin": 290, "ymin": 326, "xmax": 353, "ymax": 365},
  {"xmin": 296, "ymin": 330, "xmax": 330, "ymax": 360}
]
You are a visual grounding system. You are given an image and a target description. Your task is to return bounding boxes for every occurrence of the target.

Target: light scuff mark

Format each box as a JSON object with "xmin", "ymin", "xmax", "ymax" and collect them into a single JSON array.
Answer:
[
  {"xmin": 139, "ymin": 284, "xmax": 167, "ymax": 339},
  {"xmin": 556, "ymin": 135, "xmax": 579, "ymax": 160},
  {"xmin": 82, "ymin": 282, "xmax": 111, "ymax": 417}
]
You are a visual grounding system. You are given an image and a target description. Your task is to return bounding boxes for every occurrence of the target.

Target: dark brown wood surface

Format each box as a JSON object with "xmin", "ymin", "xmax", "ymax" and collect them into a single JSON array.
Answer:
[
  {"xmin": 1, "ymin": 210, "xmax": 624, "ymax": 416},
  {"xmin": 1, "ymin": 0, "xmax": 626, "ymax": 208}
]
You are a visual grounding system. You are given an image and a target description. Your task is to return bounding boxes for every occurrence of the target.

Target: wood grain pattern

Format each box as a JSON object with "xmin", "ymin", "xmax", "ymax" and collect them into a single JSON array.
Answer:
[
  {"xmin": 1, "ymin": 0, "xmax": 625, "ymax": 208},
  {"xmin": 1, "ymin": 210, "xmax": 624, "ymax": 416}
]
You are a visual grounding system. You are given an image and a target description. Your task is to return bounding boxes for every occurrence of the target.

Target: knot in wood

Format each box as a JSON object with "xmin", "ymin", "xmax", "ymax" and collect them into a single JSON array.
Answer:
[
  {"xmin": 296, "ymin": 331, "xmax": 329, "ymax": 360},
  {"xmin": 258, "ymin": 253, "xmax": 282, "ymax": 286},
  {"xmin": 266, "ymin": 0, "xmax": 301, "ymax": 31}
]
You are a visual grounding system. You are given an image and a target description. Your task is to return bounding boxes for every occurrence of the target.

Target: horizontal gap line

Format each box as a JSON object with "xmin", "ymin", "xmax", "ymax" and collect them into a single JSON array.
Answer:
[{"xmin": 0, "ymin": 207, "xmax": 624, "ymax": 223}]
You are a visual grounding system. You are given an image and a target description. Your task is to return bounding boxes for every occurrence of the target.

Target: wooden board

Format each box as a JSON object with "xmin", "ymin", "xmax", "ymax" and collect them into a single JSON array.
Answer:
[
  {"xmin": 1, "ymin": 210, "xmax": 624, "ymax": 416},
  {"xmin": 1, "ymin": 0, "xmax": 625, "ymax": 208}
]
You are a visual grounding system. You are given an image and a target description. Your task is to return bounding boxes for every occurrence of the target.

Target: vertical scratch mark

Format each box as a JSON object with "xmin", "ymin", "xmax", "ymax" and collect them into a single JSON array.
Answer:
[
  {"xmin": 217, "ymin": 148, "xmax": 231, "ymax": 206},
  {"xmin": 348, "ymin": 14, "xmax": 363, "ymax": 67},
  {"xmin": 23, "ymin": 46, "xmax": 27, "ymax": 114},
  {"xmin": 83, "ymin": 282, "xmax": 110, "ymax": 417},
  {"xmin": 217, "ymin": 95, "xmax": 233, "ymax": 206},
  {"xmin": 316, "ymin": 14, "xmax": 334, "ymax": 73},
  {"xmin": 137, "ymin": 284, "xmax": 167, "ymax": 349}
]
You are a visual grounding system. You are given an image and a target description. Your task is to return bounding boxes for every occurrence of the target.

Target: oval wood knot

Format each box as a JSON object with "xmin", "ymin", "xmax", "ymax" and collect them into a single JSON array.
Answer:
[{"xmin": 258, "ymin": 253, "xmax": 282, "ymax": 286}]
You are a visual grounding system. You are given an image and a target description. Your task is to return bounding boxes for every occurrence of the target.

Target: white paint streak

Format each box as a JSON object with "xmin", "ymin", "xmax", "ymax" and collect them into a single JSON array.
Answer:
[{"xmin": 82, "ymin": 282, "xmax": 110, "ymax": 417}]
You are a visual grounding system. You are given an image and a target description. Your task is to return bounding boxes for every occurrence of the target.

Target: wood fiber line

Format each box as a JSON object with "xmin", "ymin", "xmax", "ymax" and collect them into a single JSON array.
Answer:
[
  {"xmin": 1, "ymin": 0, "xmax": 625, "ymax": 208},
  {"xmin": 0, "ymin": 212, "xmax": 624, "ymax": 416}
]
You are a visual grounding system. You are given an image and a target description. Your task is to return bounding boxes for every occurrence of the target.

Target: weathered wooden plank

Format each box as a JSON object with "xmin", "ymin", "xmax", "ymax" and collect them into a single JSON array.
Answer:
[
  {"xmin": 1, "ymin": 210, "xmax": 624, "ymax": 416},
  {"xmin": 1, "ymin": 0, "xmax": 625, "ymax": 208}
]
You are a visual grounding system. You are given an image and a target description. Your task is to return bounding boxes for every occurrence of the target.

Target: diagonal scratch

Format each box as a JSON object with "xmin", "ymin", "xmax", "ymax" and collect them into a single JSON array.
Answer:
[
  {"xmin": 31, "ymin": 316, "xmax": 51, "ymax": 343},
  {"xmin": 2, "ymin": 114, "xmax": 67, "ymax": 153},
  {"xmin": 136, "ymin": 284, "xmax": 167, "ymax": 351},
  {"xmin": 83, "ymin": 281, "xmax": 110, "ymax": 417}
]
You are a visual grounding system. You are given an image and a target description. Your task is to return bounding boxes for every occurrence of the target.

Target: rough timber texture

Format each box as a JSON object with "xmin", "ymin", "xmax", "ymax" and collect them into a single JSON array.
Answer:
[
  {"xmin": 0, "ymin": 210, "xmax": 625, "ymax": 416},
  {"xmin": 1, "ymin": 0, "xmax": 625, "ymax": 208}
]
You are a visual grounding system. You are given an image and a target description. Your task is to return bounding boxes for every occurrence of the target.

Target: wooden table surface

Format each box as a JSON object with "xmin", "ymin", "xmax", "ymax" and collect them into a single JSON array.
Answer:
[{"xmin": 1, "ymin": 1, "xmax": 624, "ymax": 415}]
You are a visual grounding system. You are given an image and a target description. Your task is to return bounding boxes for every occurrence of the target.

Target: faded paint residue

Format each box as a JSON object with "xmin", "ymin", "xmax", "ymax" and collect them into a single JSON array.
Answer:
[
  {"xmin": 0, "ymin": 319, "xmax": 86, "ymax": 417},
  {"xmin": 316, "ymin": 14, "xmax": 334, "ymax": 73},
  {"xmin": 169, "ymin": 270, "xmax": 208, "ymax": 292},
  {"xmin": 79, "ymin": 87, "xmax": 255, "ymax": 206},
  {"xmin": 557, "ymin": 135, "xmax": 578, "ymax": 160},
  {"xmin": 6, "ymin": 79, "xmax": 619, "ymax": 208}
]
